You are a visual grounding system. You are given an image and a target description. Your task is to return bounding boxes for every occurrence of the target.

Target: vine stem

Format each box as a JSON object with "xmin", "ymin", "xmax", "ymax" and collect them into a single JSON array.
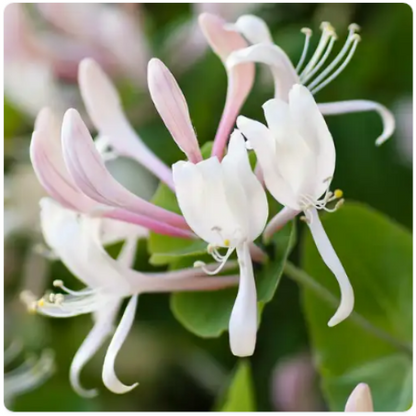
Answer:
[{"xmin": 284, "ymin": 261, "xmax": 412, "ymax": 356}]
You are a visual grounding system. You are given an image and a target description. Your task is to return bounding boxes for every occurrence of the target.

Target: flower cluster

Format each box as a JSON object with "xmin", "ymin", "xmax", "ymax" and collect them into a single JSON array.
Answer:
[{"xmin": 23, "ymin": 13, "xmax": 394, "ymax": 397}]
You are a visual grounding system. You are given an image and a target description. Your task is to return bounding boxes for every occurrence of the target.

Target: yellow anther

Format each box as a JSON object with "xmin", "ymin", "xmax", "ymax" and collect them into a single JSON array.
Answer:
[
  {"xmin": 37, "ymin": 298, "xmax": 45, "ymax": 307},
  {"xmin": 334, "ymin": 189, "xmax": 343, "ymax": 199},
  {"xmin": 223, "ymin": 239, "xmax": 230, "ymax": 247}
]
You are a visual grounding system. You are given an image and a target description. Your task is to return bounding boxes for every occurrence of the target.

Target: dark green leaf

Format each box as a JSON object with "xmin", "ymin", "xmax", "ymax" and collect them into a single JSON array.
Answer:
[{"xmin": 301, "ymin": 202, "xmax": 412, "ymax": 411}]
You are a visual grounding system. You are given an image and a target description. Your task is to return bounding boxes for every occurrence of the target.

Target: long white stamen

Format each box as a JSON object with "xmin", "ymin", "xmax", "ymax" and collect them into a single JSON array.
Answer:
[
  {"xmin": 53, "ymin": 280, "xmax": 95, "ymax": 296},
  {"xmin": 300, "ymin": 34, "xmax": 337, "ymax": 84},
  {"xmin": 310, "ymin": 34, "xmax": 360, "ymax": 94},
  {"xmin": 299, "ymin": 22, "xmax": 334, "ymax": 78},
  {"xmin": 307, "ymin": 25, "xmax": 360, "ymax": 93},
  {"xmin": 296, "ymin": 28, "xmax": 313, "ymax": 73}
]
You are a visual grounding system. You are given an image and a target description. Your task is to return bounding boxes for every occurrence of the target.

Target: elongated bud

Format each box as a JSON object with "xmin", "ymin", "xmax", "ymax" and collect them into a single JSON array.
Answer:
[
  {"xmin": 147, "ymin": 58, "xmax": 202, "ymax": 163},
  {"xmin": 345, "ymin": 383, "xmax": 374, "ymax": 412}
]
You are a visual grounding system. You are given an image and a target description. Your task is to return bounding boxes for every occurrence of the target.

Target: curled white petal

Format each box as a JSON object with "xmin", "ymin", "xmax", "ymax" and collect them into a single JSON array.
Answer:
[
  {"xmin": 318, "ymin": 99, "xmax": 395, "ymax": 146},
  {"xmin": 227, "ymin": 14, "xmax": 273, "ymax": 45},
  {"xmin": 229, "ymin": 243, "xmax": 258, "ymax": 357},
  {"xmin": 102, "ymin": 295, "xmax": 139, "ymax": 394},
  {"xmin": 70, "ymin": 301, "xmax": 120, "ymax": 397},
  {"xmin": 227, "ymin": 44, "xmax": 298, "ymax": 100},
  {"xmin": 307, "ymin": 208, "xmax": 354, "ymax": 326}
]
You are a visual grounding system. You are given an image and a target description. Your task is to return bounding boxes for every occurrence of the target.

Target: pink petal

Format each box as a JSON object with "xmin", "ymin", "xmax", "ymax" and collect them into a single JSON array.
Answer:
[
  {"xmin": 31, "ymin": 108, "xmax": 97, "ymax": 212},
  {"xmin": 61, "ymin": 109, "xmax": 189, "ymax": 230},
  {"xmin": 199, "ymin": 13, "xmax": 255, "ymax": 159},
  {"xmin": 147, "ymin": 58, "xmax": 202, "ymax": 163},
  {"xmin": 78, "ymin": 58, "xmax": 175, "ymax": 189}
]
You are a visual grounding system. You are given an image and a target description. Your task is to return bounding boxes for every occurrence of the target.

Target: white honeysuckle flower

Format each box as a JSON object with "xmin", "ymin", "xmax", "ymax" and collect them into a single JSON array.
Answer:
[
  {"xmin": 21, "ymin": 198, "xmax": 238, "ymax": 396},
  {"xmin": 226, "ymin": 15, "xmax": 395, "ymax": 146},
  {"xmin": 4, "ymin": 349, "xmax": 55, "ymax": 406},
  {"xmin": 237, "ymin": 84, "xmax": 354, "ymax": 327},
  {"xmin": 173, "ymin": 131, "xmax": 268, "ymax": 357},
  {"xmin": 345, "ymin": 383, "xmax": 374, "ymax": 412}
]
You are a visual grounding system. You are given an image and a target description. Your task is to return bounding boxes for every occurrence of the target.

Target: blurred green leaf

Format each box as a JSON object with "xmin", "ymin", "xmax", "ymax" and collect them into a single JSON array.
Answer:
[
  {"xmin": 171, "ymin": 220, "xmax": 295, "ymax": 338},
  {"xmin": 301, "ymin": 202, "xmax": 412, "ymax": 411},
  {"xmin": 218, "ymin": 360, "xmax": 256, "ymax": 411}
]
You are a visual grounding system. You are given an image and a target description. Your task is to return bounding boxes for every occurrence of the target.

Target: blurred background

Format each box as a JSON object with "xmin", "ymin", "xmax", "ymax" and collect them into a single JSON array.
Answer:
[{"xmin": 4, "ymin": 2, "xmax": 412, "ymax": 411}]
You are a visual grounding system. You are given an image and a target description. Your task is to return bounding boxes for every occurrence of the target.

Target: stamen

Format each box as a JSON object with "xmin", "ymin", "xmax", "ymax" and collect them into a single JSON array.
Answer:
[
  {"xmin": 299, "ymin": 22, "xmax": 334, "ymax": 79},
  {"xmin": 52, "ymin": 279, "xmax": 96, "ymax": 296},
  {"xmin": 194, "ymin": 247, "xmax": 235, "ymax": 275},
  {"xmin": 300, "ymin": 33, "xmax": 337, "ymax": 84},
  {"xmin": 296, "ymin": 28, "xmax": 313, "ymax": 73},
  {"xmin": 308, "ymin": 33, "xmax": 361, "ymax": 94}
]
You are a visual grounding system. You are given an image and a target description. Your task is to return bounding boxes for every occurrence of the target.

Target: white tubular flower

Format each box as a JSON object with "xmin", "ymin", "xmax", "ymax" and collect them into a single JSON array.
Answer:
[
  {"xmin": 21, "ymin": 198, "xmax": 238, "ymax": 396},
  {"xmin": 345, "ymin": 383, "xmax": 374, "ymax": 412},
  {"xmin": 237, "ymin": 84, "xmax": 354, "ymax": 327},
  {"xmin": 226, "ymin": 15, "xmax": 394, "ymax": 146},
  {"xmin": 173, "ymin": 131, "xmax": 268, "ymax": 357}
]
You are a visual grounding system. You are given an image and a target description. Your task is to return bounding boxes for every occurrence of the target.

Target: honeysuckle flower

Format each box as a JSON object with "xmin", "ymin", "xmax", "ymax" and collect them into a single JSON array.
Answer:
[
  {"xmin": 173, "ymin": 131, "xmax": 268, "ymax": 357},
  {"xmin": 345, "ymin": 383, "xmax": 374, "ymax": 412},
  {"xmin": 21, "ymin": 198, "xmax": 239, "ymax": 396},
  {"xmin": 30, "ymin": 107, "xmax": 193, "ymax": 238},
  {"xmin": 199, "ymin": 13, "xmax": 255, "ymax": 159},
  {"xmin": 226, "ymin": 15, "xmax": 395, "ymax": 146},
  {"xmin": 78, "ymin": 58, "xmax": 174, "ymax": 188},
  {"xmin": 4, "ymin": 347, "xmax": 55, "ymax": 406},
  {"xmin": 237, "ymin": 84, "xmax": 354, "ymax": 327}
]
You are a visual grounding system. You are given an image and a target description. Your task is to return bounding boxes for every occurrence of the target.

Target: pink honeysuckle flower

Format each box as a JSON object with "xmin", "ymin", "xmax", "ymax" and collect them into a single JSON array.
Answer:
[
  {"xmin": 77, "ymin": 58, "xmax": 175, "ymax": 189},
  {"xmin": 30, "ymin": 107, "xmax": 193, "ymax": 238},
  {"xmin": 226, "ymin": 15, "xmax": 395, "ymax": 146},
  {"xmin": 21, "ymin": 198, "xmax": 238, "ymax": 396},
  {"xmin": 198, "ymin": 13, "xmax": 255, "ymax": 160}
]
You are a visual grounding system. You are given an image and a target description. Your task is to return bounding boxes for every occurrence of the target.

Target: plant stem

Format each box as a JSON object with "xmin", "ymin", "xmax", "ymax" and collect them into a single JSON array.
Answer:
[{"xmin": 284, "ymin": 261, "xmax": 413, "ymax": 356}]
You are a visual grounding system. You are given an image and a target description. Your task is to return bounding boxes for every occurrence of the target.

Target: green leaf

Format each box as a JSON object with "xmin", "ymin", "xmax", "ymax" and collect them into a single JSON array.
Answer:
[
  {"xmin": 300, "ymin": 202, "xmax": 412, "ymax": 411},
  {"xmin": 218, "ymin": 360, "xmax": 256, "ymax": 411},
  {"xmin": 171, "ymin": 219, "xmax": 295, "ymax": 338}
]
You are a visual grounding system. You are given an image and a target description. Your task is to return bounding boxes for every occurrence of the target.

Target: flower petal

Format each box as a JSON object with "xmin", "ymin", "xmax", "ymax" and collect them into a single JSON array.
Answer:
[
  {"xmin": 236, "ymin": 116, "xmax": 299, "ymax": 209},
  {"xmin": 61, "ymin": 108, "xmax": 189, "ymax": 230},
  {"xmin": 147, "ymin": 58, "xmax": 202, "ymax": 163},
  {"xmin": 344, "ymin": 383, "xmax": 374, "ymax": 412},
  {"xmin": 70, "ymin": 300, "xmax": 120, "ymax": 397},
  {"xmin": 288, "ymin": 85, "xmax": 335, "ymax": 198},
  {"xmin": 226, "ymin": 43, "xmax": 298, "ymax": 101},
  {"xmin": 226, "ymin": 14, "xmax": 273, "ymax": 45},
  {"xmin": 318, "ymin": 99, "xmax": 395, "ymax": 146},
  {"xmin": 199, "ymin": 13, "xmax": 255, "ymax": 159},
  {"xmin": 306, "ymin": 208, "xmax": 354, "ymax": 327},
  {"xmin": 39, "ymin": 197, "xmax": 131, "ymax": 292},
  {"xmin": 172, "ymin": 159, "xmax": 240, "ymax": 245},
  {"xmin": 221, "ymin": 130, "xmax": 268, "ymax": 241},
  {"xmin": 78, "ymin": 59, "xmax": 174, "ymax": 188},
  {"xmin": 31, "ymin": 108, "xmax": 97, "ymax": 212},
  {"xmin": 229, "ymin": 243, "xmax": 257, "ymax": 357},
  {"xmin": 102, "ymin": 295, "xmax": 139, "ymax": 394}
]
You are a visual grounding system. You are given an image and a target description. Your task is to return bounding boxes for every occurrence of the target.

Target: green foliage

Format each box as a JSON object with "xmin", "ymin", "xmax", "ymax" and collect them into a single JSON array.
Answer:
[
  {"xmin": 218, "ymin": 360, "xmax": 256, "ymax": 411},
  {"xmin": 301, "ymin": 202, "xmax": 412, "ymax": 411}
]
